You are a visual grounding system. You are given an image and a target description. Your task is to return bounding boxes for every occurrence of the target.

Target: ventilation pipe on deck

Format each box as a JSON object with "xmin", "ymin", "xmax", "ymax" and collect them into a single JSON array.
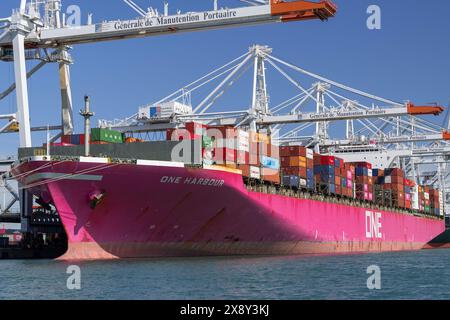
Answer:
[{"xmin": 80, "ymin": 95, "xmax": 94, "ymax": 157}]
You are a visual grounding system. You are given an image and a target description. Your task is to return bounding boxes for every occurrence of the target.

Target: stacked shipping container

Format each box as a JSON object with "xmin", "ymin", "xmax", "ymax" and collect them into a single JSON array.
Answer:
[
  {"xmin": 314, "ymin": 155, "xmax": 346, "ymax": 195},
  {"xmin": 349, "ymin": 162, "xmax": 373, "ymax": 201},
  {"xmin": 164, "ymin": 124, "xmax": 444, "ymax": 216},
  {"xmin": 280, "ymin": 146, "xmax": 314, "ymax": 190},
  {"xmin": 342, "ymin": 163, "xmax": 355, "ymax": 198}
]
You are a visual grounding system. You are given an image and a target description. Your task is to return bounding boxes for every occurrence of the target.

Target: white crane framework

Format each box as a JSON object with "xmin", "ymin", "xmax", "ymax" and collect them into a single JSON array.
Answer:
[
  {"xmin": 98, "ymin": 44, "xmax": 448, "ymax": 214},
  {"xmin": 0, "ymin": 0, "xmax": 337, "ymax": 148}
]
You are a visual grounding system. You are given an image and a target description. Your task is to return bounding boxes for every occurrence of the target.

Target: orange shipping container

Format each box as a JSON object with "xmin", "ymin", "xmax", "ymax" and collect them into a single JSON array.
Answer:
[
  {"xmin": 335, "ymin": 176, "xmax": 341, "ymax": 186},
  {"xmin": 289, "ymin": 156, "xmax": 307, "ymax": 167},
  {"xmin": 261, "ymin": 168, "xmax": 280, "ymax": 184}
]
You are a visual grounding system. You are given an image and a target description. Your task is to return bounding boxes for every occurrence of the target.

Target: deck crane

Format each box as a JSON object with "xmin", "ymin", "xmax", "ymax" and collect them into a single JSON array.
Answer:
[{"xmin": 0, "ymin": 0, "xmax": 337, "ymax": 149}]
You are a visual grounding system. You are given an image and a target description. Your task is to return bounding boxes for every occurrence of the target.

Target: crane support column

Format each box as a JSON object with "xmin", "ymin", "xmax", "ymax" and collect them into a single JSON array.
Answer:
[
  {"xmin": 59, "ymin": 50, "xmax": 74, "ymax": 135},
  {"xmin": 12, "ymin": 31, "xmax": 32, "ymax": 147}
]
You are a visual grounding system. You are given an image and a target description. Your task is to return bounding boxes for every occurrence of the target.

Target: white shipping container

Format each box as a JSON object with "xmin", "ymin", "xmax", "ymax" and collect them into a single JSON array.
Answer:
[
  {"xmin": 424, "ymin": 193, "xmax": 430, "ymax": 200},
  {"xmin": 306, "ymin": 148, "xmax": 314, "ymax": 160},
  {"xmin": 158, "ymin": 102, "xmax": 193, "ymax": 118},
  {"xmin": 299, "ymin": 178, "xmax": 307, "ymax": 187},
  {"xmin": 368, "ymin": 169, "xmax": 373, "ymax": 177},
  {"xmin": 250, "ymin": 166, "xmax": 261, "ymax": 179},
  {"xmin": 384, "ymin": 176, "xmax": 392, "ymax": 184},
  {"xmin": 411, "ymin": 187, "xmax": 419, "ymax": 210},
  {"xmin": 138, "ymin": 106, "xmax": 150, "ymax": 120},
  {"xmin": 237, "ymin": 130, "xmax": 250, "ymax": 152}
]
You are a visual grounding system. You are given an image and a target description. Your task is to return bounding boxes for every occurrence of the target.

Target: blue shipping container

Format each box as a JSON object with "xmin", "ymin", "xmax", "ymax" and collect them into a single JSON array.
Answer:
[
  {"xmin": 314, "ymin": 165, "xmax": 335, "ymax": 176},
  {"xmin": 150, "ymin": 107, "xmax": 161, "ymax": 118},
  {"xmin": 307, "ymin": 178, "xmax": 314, "ymax": 190},
  {"xmin": 316, "ymin": 175, "xmax": 333, "ymax": 183},
  {"xmin": 261, "ymin": 156, "xmax": 280, "ymax": 170},
  {"xmin": 283, "ymin": 175, "xmax": 299, "ymax": 188},
  {"xmin": 329, "ymin": 184, "xmax": 336, "ymax": 194},
  {"xmin": 355, "ymin": 167, "xmax": 368, "ymax": 176}
]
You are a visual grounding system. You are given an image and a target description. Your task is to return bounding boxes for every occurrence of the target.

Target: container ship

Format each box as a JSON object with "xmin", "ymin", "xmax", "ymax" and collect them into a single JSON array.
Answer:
[{"xmin": 11, "ymin": 120, "xmax": 446, "ymax": 260}]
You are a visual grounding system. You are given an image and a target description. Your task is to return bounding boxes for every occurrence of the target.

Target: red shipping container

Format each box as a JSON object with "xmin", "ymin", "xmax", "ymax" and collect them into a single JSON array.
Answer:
[
  {"xmin": 167, "ymin": 129, "xmax": 199, "ymax": 141},
  {"xmin": 281, "ymin": 157, "xmax": 290, "ymax": 167},
  {"xmin": 388, "ymin": 168, "xmax": 404, "ymax": 177},
  {"xmin": 334, "ymin": 167, "xmax": 340, "ymax": 177},
  {"xmin": 283, "ymin": 167, "xmax": 307, "ymax": 178},
  {"xmin": 405, "ymin": 201, "xmax": 411, "ymax": 209},
  {"xmin": 350, "ymin": 162, "xmax": 372, "ymax": 169},
  {"xmin": 356, "ymin": 176, "xmax": 368, "ymax": 184},
  {"xmin": 208, "ymin": 126, "xmax": 236, "ymax": 140},
  {"xmin": 404, "ymin": 179, "xmax": 416, "ymax": 187},
  {"xmin": 61, "ymin": 135, "xmax": 72, "ymax": 144},
  {"xmin": 319, "ymin": 156, "xmax": 335, "ymax": 166},
  {"xmin": 185, "ymin": 122, "xmax": 207, "ymax": 139},
  {"xmin": 213, "ymin": 148, "xmax": 236, "ymax": 164},
  {"xmin": 280, "ymin": 146, "xmax": 307, "ymax": 157},
  {"xmin": 383, "ymin": 183, "xmax": 404, "ymax": 192}
]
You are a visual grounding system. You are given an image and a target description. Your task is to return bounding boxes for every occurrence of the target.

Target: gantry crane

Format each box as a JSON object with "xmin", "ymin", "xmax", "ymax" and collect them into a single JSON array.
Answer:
[
  {"xmin": 0, "ymin": 0, "xmax": 337, "ymax": 149},
  {"xmin": 0, "ymin": 0, "xmax": 338, "ymax": 225},
  {"xmin": 97, "ymin": 44, "xmax": 447, "ymax": 214}
]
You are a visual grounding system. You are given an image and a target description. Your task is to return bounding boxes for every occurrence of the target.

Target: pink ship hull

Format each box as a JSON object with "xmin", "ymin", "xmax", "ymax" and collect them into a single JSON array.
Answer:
[{"xmin": 13, "ymin": 160, "xmax": 445, "ymax": 260}]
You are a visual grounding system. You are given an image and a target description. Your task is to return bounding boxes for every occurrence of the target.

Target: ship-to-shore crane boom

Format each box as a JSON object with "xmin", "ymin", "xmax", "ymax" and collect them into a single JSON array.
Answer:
[
  {"xmin": 0, "ymin": 1, "xmax": 338, "ymax": 49},
  {"xmin": 0, "ymin": 0, "xmax": 337, "ymax": 149}
]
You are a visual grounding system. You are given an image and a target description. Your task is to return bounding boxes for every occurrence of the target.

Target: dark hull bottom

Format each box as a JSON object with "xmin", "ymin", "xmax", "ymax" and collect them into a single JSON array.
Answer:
[
  {"xmin": 59, "ymin": 241, "xmax": 430, "ymax": 260},
  {"xmin": 0, "ymin": 247, "xmax": 67, "ymax": 260},
  {"xmin": 424, "ymin": 228, "xmax": 450, "ymax": 249}
]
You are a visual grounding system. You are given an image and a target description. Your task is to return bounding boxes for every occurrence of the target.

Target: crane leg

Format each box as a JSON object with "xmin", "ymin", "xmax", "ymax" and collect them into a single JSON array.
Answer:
[
  {"xmin": 59, "ymin": 50, "xmax": 74, "ymax": 135},
  {"xmin": 12, "ymin": 31, "xmax": 32, "ymax": 148}
]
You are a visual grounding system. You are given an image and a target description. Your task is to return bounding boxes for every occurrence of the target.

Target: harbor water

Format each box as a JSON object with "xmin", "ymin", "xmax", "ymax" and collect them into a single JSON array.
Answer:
[{"xmin": 0, "ymin": 249, "xmax": 449, "ymax": 300}]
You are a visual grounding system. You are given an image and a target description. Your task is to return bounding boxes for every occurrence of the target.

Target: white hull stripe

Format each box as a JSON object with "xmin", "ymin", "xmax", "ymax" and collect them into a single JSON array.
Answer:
[{"xmin": 25, "ymin": 172, "xmax": 103, "ymax": 184}]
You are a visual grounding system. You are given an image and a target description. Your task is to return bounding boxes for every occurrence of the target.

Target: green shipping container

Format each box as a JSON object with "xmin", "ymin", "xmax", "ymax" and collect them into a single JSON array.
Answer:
[
  {"xmin": 91, "ymin": 128, "xmax": 124, "ymax": 143},
  {"xmin": 202, "ymin": 136, "xmax": 214, "ymax": 149}
]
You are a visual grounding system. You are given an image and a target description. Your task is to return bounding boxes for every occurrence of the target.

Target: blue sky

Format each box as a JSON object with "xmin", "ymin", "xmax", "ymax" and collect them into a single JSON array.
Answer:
[{"xmin": 0, "ymin": 0, "xmax": 449, "ymax": 155}]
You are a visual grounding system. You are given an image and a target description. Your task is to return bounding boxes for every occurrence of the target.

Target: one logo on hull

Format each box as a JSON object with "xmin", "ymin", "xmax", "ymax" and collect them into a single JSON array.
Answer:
[{"xmin": 365, "ymin": 211, "xmax": 382, "ymax": 239}]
